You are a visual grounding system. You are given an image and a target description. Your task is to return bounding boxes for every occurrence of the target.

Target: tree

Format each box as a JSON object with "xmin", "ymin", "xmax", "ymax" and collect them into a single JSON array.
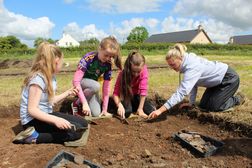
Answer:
[
  {"xmin": 0, "ymin": 36, "xmax": 27, "ymax": 49},
  {"xmin": 79, "ymin": 37, "xmax": 100, "ymax": 46},
  {"xmin": 126, "ymin": 26, "xmax": 149, "ymax": 43},
  {"xmin": 34, "ymin": 37, "xmax": 55, "ymax": 48},
  {"xmin": 5, "ymin": 36, "xmax": 20, "ymax": 48},
  {"xmin": 34, "ymin": 37, "xmax": 44, "ymax": 48}
]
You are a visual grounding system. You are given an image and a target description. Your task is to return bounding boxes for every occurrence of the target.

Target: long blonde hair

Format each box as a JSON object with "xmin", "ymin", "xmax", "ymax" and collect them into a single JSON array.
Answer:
[
  {"xmin": 166, "ymin": 43, "xmax": 187, "ymax": 60},
  {"xmin": 99, "ymin": 36, "xmax": 122, "ymax": 70},
  {"xmin": 23, "ymin": 42, "xmax": 63, "ymax": 101}
]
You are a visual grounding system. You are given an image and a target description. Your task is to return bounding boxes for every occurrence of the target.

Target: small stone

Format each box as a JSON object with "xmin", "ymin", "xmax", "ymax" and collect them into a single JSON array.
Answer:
[
  {"xmin": 115, "ymin": 153, "xmax": 124, "ymax": 161},
  {"xmin": 105, "ymin": 159, "xmax": 113, "ymax": 165},
  {"xmin": 74, "ymin": 155, "xmax": 84, "ymax": 165},
  {"xmin": 129, "ymin": 154, "xmax": 137, "ymax": 160},
  {"xmin": 217, "ymin": 160, "xmax": 225, "ymax": 167},
  {"xmin": 228, "ymin": 146, "xmax": 233, "ymax": 150},
  {"xmin": 145, "ymin": 149, "xmax": 152, "ymax": 157},
  {"xmin": 153, "ymin": 163, "xmax": 167, "ymax": 167}
]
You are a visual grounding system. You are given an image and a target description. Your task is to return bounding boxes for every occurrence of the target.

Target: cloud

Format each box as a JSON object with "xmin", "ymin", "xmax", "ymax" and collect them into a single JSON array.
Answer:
[
  {"xmin": 87, "ymin": 0, "xmax": 166, "ymax": 13},
  {"xmin": 63, "ymin": 0, "xmax": 75, "ymax": 4},
  {"xmin": 146, "ymin": 18, "xmax": 159, "ymax": 29},
  {"xmin": 0, "ymin": 0, "xmax": 54, "ymax": 46},
  {"xmin": 161, "ymin": 16, "xmax": 197, "ymax": 33},
  {"xmin": 63, "ymin": 22, "xmax": 108, "ymax": 41},
  {"xmin": 109, "ymin": 16, "xmax": 239, "ymax": 44},
  {"xmin": 173, "ymin": 0, "xmax": 252, "ymax": 29},
  {"xmin": 161, "ymin": 16, "xmax": 241, "ymax": 43},
  {"xmin": 109, "ymin": 17, "xmax": 160, "ymax": 43}
]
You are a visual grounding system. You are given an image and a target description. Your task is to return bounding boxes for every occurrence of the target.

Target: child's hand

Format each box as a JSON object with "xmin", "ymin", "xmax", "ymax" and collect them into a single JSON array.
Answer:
[
  {"xmin": 82, "ymin": 102, "xmax": 91, "ymax": 116},
  {"xmin": 99, "ymin": 111, "xmax": 112, "ymax": 117},
  {"xmin": 137, "ymin": 108, "xmax": 148, "ymax": 119},
  {"xmin": 54, "ymin": 116, "xmax": 72, "ymax": 130},
  {"xmin": 117, "ymin": 103, "xmax": 125, "ymax": 119},
  {"xmin": 67, "ymin": 87, "xmax": 79, "ymax": 97}
]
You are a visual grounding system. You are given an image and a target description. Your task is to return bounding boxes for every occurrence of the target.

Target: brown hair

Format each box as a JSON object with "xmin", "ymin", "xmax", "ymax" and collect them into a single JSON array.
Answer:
[
  {"xmin": 23, "ymin": 42, "xmax": 63, "ymax": 102},
  {"xmin": 99, "ymin": 36, "xmax": 122, "ymax": 70},
  {"xmin": 120, "ymin": 50, "xmax": 145, "ymax": 104}
]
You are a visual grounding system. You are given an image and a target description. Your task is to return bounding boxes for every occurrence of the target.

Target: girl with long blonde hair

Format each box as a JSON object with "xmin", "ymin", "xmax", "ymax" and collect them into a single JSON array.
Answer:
[{"xmin": 13, "ymin": 42, "xmax": 87, "ymax": 144}]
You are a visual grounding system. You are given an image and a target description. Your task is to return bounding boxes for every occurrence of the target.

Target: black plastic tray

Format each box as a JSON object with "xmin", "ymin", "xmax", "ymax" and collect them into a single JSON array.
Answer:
[
  {"xmin": 45, "ymin": 150, "xmax": 102, "ymax": 168},
  {"xmin": 173, "ymin": 131, "xmax": 224, "ymax": 157}
]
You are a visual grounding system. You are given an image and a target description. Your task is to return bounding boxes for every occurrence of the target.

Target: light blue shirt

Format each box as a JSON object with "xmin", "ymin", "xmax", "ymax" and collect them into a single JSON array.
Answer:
[
  {"xmin": 20, "ymin": 74, "xmax": 57, "ymax": 125},
  {"xmin": 164, "ymin": 53, "xmax": 228, "ymax": 110}
]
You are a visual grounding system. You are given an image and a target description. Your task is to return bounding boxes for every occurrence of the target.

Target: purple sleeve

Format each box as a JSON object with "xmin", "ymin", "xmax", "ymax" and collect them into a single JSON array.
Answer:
[
  {"xmin": 103, "ymin": 64, "xmax": 112, "ymax": 80},
  {"xmin": 77, "ymin": 52, "xmax": 95, "ymax": 72},
  {"xmin": 138, "ymin": 65, "xmax": 148, "ymax": 96}
]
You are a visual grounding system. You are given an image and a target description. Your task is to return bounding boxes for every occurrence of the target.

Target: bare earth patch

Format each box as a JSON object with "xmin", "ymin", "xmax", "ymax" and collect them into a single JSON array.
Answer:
[{"xmin": 0, "ymin": 105, "xmax": 251, "ymax": 168}]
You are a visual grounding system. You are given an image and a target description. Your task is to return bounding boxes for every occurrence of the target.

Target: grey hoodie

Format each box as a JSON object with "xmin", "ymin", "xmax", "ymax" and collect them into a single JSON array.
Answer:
[{"xmin": 164, "ymin": 52, "xmax": 228, "ymax": 110}]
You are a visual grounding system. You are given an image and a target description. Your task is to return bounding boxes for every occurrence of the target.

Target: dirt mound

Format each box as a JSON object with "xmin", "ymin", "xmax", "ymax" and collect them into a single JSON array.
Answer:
[
  {"xmin": 0, "ymin": 97, "xmax": 252, "ymax": 167},
  {"xmin": 58, "ymin": 94, "xmax": 252, "ymax": 138},
  {"xmin": 0, "ymin": 112, "xmax": 251, "ymax": 168},
  {"xmin": 0, "ymin": 59, "xmax": 32, "ymax": 69}
]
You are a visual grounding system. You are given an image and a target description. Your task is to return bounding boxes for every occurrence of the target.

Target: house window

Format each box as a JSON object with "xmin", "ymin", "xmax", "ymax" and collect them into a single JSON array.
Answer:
[{"xmin": 70, "ymin": 42, "xmax": 72, "ymax": 46}]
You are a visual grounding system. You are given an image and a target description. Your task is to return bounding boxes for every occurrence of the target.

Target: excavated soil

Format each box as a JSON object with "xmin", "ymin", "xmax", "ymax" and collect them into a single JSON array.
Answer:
[{"xmin": 0, "ymin": 105, "xmax": 251, "ymax": 168}]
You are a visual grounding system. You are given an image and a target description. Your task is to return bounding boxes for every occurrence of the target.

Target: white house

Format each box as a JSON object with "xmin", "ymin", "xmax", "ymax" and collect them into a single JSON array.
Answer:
[{"xmin": 56, "ymin": 33, "xmax": 80, "ymax": 47}]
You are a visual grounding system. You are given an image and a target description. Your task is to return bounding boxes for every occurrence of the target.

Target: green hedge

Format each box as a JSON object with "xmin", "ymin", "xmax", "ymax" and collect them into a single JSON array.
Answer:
[
  {"xmin": 1, "ymin": 43, "xmax": 252, "ymax": 59},
  {"xmin": 122, "ymin": 43, "xmax": 252, "ymax": 56}
]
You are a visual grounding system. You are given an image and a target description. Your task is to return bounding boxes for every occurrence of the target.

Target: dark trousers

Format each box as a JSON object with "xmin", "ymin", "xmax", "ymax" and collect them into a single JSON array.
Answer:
[
  {"xmin": 24, "ymin": 112, "xmax": 88, "ymax": 144},
  {"xmin": 122, "ymin": 95, "xmax": 156, "ymax": 118},
  {"xmin": 199, "ymin": 67, "xmax": 240, "ymax": 112}
]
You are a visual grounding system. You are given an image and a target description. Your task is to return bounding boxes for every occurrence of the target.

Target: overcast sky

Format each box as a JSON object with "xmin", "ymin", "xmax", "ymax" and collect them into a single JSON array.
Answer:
[{"xmin": 1, "ymin": 0, "xmax": 252, "ymax": 47}]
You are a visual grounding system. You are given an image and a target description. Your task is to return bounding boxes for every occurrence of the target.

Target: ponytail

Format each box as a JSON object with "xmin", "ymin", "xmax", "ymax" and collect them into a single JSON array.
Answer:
[
  {"xmin": 166, "ymin": 43, "xmax": 187, "ymax": 60},
  {"xmin": 120, "ymin": 51, "xmax": 145, "ymax": 104}
]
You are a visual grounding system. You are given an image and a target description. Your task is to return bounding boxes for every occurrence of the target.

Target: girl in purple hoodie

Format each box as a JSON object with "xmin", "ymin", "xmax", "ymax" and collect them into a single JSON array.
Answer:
[{"xmin": 72, "ymin": 36, "xmax": 122, "ymax": 117}]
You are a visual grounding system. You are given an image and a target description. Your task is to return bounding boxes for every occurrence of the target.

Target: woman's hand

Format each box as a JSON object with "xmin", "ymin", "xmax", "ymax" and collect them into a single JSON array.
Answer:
[
  {"xmin": 148, "ymin": 109, "xmax": 162, "ymax": 119},
  {"xmin": 137, "ymin": 108, "xmax": 148, "ymax": 119},
  {"xmin": 82, "ymin": 102, "xmax": 91, "ymax": 116},
  {"xmin": 117, "ymin": 103, "xmax": 125, "ymax": 119},
  {"xmin": 54, "ymin": 116, "xmax": 72, "ymax": 130}
]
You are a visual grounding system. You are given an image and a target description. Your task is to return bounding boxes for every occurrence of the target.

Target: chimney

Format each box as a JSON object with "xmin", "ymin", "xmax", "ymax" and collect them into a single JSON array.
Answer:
[
  {"xmin": 198, "ymin": 24, "xmax": 203, "ymax": 31},
  {"xmin": 62, "ymin": 31, "xmax": 66, "ymax": 38},
  {"xmin": 229, "ymin": 37, "xmax": 234, "ymax": 44}
]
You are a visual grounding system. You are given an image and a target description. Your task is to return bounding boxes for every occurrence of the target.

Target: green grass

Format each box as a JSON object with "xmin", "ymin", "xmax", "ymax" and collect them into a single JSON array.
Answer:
[{"xmin": 0, "ymin": 53, "xmax": 251, "ymax": 126}]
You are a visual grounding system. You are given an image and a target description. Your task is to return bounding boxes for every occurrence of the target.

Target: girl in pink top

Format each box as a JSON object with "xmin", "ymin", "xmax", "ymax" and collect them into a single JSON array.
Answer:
[{"xmin": 113, "ymin": 51, "xmax": 156, "ymax": 119}]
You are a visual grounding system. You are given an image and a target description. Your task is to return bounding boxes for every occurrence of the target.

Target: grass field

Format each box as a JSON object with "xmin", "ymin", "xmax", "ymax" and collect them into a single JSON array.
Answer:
[{"xmin": 0, "ymin": 53, "xmax": 251, "ymax": 126}]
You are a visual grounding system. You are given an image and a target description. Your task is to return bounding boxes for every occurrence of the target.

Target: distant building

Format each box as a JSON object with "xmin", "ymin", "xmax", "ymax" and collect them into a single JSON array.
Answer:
[
  {"xmin": 229, "ymin": 35, "xmax": 252, "ymax": 45},
  {"xmin": 56, "ymin": 33, "xmax": 80, "ymax": 47},
  {"xmin": 145, "ymin": 25, "xmax": 212, "ymax": 44}
]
